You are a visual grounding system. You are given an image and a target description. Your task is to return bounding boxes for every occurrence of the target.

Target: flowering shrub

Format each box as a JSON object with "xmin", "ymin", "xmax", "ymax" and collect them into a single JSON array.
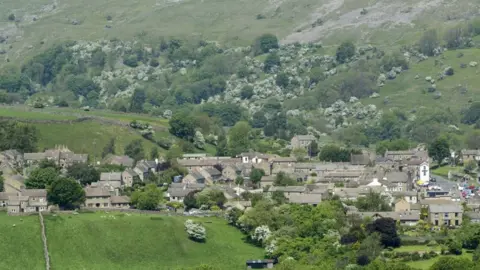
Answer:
[{"xmin": 185, "ymin": 219, "xmax": 206, "ymax": 242}]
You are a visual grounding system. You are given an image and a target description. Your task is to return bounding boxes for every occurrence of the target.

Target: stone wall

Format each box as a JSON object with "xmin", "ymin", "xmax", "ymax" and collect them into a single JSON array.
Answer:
[{"xmin": 39, "ymin": 212, "xmax": 50, "ymax": 270}]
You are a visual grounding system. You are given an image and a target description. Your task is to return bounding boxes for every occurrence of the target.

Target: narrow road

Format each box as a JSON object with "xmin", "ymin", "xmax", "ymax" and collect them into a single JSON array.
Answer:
[{"xmin": 430, "ymin": 174, "xmax": 457, "ymax": 192}]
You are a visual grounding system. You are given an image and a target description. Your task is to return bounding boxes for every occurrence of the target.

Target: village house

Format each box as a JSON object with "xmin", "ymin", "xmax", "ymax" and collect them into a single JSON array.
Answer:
[
  {"xmin": 428, "ymin": 203, "xmax": 463, "ymax": 226},
  {"xmin": 384, "ymin": 149, "xmax": 428, "ymax": 163},
  {"xmin": 133, "ymin": 160, "xmax": 158, "ymax": 181},
  {"xmin": 182, "ymin": 169, "xmax": 206, "ymax": 184},
  {"xmin": 333, "ymin": 186, "xmax": 387, "ymax": 201},
  {"xmin": 394, "ymin": 198, "xmax": 421, "ymax": 212},
  {"xmin": 260, "ymin": 175, "xmax": 276, "ymax": 188},
  {"xmin": 222, "ymin": 164, "xmax": 243, "ymax": 182},
  {"xmin": 24, "ymin": 145, "xmax": 88, "ymax": 168},
  {"xmin": 166, "ymin": 183, "xmax": 205, "ymax": 202},
  {"xmin": 84, "ymin": 187, "xmax": 130, "ymax": 209},
  {"xmin": 239, "ymin": 152, "xmax": 271, "ymax": 164},
  {"xmin": 461, "ymin": 149, "xmax": 480, "ymax": 162},
  {"xmin": 102, "ymin": 155, "xmax": 135, "ymax": 168},
  {"xmin": 290, "ymin": 135, "xmax": 316, "ymax": 150},
  {"xmin": 121, "ymin": 169, "xmax": 138, "ymax": 187},
  {"xmin": 177, "ymin": 159, "xmax": 217, "ymax": 172},
  {"xmin": 0, "ymin": 192, "xmax": 15, "ymax": 207},
  {"xmin": 381, "ymin": 171, "xmax": 411, "ymax": 192},
  {"xmin": 268, "ymin": 186, "xmax": 306, "ymax": 199},
  {"xmin": 7, "ymin": 189, "xmax": 48, "ymax": 214},
  {"xmin": 465, "ymin": 212, "xmax": 480, "ymax": 223},
  {"xmin": 288, "ymin": 193, "xmax": 323, "ymax": 206},
  {"xmin": 197, "ymin": 167, "xmax": 222, "ymax": 183},
  {"xmin": 392, "ymin": 191, "xmax": 418, "ymax": 204},
  {"xmin": 99, "ymin": 172, "xmax": 123, "ymax": 189},
  {"xmin": 320, "ymin": 170, "xmax": 364, "ymax": 184},
  {"xmin": 357, "ymin": 211, "xmax": 420, "ymax": 226},
  {"xmin": 271, "ymin": 157, "xmax": 297, "ymax": 175},
  {"xmin": 403, "ymin": 159, "xmax": 430, "ymax": 184}
]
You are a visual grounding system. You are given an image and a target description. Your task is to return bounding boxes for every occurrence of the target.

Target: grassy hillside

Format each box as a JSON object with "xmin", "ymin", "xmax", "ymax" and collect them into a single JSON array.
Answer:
[
  {"xmin": 1, "ymin": 0, "xmax": 478, "ymax": 66},
  {"xmin": 0, "ymin": 214, "xmax": 45, "ymax": 270},
  {"xmin": 44, "ymin": 213, "xmax": 263, "ymax": 270}
]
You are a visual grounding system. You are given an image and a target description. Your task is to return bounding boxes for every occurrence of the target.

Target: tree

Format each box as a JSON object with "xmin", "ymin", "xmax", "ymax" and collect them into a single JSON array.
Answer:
[
  {"xmin": 0, "ymin": 173, "xmax": 4, "ymax": 192},
  {"xmin": 336, "ymin": 41, "xmax": 356, "ymax": 64},
  {"xmin": 465, "ymin": 130, "xmax": 480, "ymax": 149},
  {"xmin": 215, "ymin": 134, "xmax": 228, "ymax": 156},
  {"xmin": 124, "ymin": 139, "xmax": 145, "ymax": 162},
  {"xmin": 102, "ymin": 138, "xmax": 116, "ymax": 158},
  {"xmin": 309, "ymin": 141, "xmax": 319, "ymax": 157},
  {"xmin": 319, "ymin": 145, "xmax": 352, "ymax": 162},
  {"xmin": 249, "ymin": 168, "xmax": 265, "ymax": 186},
  {"xmin": 275, "ymin": 72, "xmax": 289, "ymax": 88},
  {"xmin": 241, "ymin": 85, "xmax": 254, "ymax": 100},
  {"xmin": 446, "ymin": 238, "xmax": 462, "ymax": 255},
  {"xmin": 150, "ymin": 146, "xmax": 159, "ymax": 160},
  {"xmin": 464, "ymin": 160, "xmax": 478, "ymax": 173},
  {"xmin": 195, "ymin": 189, "xmax": 227, "ymax": 209},
  {"xmin": 38, "ymin": 159, "xmax": 59, "ymax": 170},
  {"xmin": 428, "ymin": 137, "xmax": 450, "ymax": 164},
  {"xmin": 193, "ymin": 131, "xmax": 206, "ymax": 149},
  {"xmin": 227, "ymin": 121, "xmax": 251, "ymax": 156},
  {"xmin": 274, "ymin": 172, "xmax": 297, "ymax": 186},
  {"xmin": 169, "ymin": 112, "xmax": 196, "ymax": 140},
  {"xmin": 355, "ymin": 190, "xmax": 392, "ymax": 212},
  {"xmin": 235, "ymin": 176, "xmax": 244, "ymax": 186},
  {"xmin": 263, "ymin": 53, "xmax": 281, "ymax": 72},
  {"xmin": 8, "ymin": 14, "xmax": 15, "ymax": 21},
  {"xmin": 67, "ymin": 163, "xmax": 100, "ymax": 186},
  {"xmin": 473, "ymin": 245, "xmax": 480, "ymax": 262},
  {"xmin": 430, "ymin": 257, "xmax": 474, "ymax": 270},
  {"xmin": 0, "ymin": 121, "xmax": 38, "ymax": 153},
  {"xmin": 253, "ymin": 34, "xmax": 279, "ymax": 55},
  {"xmin": 25, "ymin": 167, "xmax": 59, "ymax": 189},
  {"xmin": 130, "ymin": 88, "xmax": 146, "ymax": 113},
  {"xmin": 185, "ymin": 219, "xmax": 206, "ymax": 242},
  {"xmin": 47, "ymin": 177, "xmax": 85, "ymax": 210},
  {"xmin": 271, "ymin": 190, "xmax": 287, "ymax": 204},
  {"xmin": 130, "ymin": 184, "xmax": 163, "ymax": 210},
  {"xmin": 251, "ymin": 111, "xmax": 268, "ymax": 128},
  {"xmin": 356, "ymin": 233, "xmax": 383, "ymax": 265},
  {"xmin": 291, "ymin": 148, "xmax": 307, "ymax": 161},
  {"xmin": 375, "ymin": 139, "xmax": 411, "ymax": 155},
  {"xmin": 366, "ymin": 217, "xmax": 401, "ymax": 248},
  {"xmin": 462, "ymin": 102, "xmax": 480, "ymax": 125},
  {"xmin": 418, "ymin": 29, "xmax": 439, "ymax": 56},
  {"xmin": 184, "ymin": 190, "xmax": 201, "ymax": 210}
]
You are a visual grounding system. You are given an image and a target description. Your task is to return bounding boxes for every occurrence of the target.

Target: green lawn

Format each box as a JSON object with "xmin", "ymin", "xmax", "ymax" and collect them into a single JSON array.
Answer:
[
  {"xmin": 431, "ymin": 166, "xmax": 463, "ymax": 178},
  {"xmin": 44, "ymin": 212, "xmax": 263, "ymax": 270},
  {"xmin": 0, "ymin": 213, "xmax": 45, "ymax": 270},
  {"xmin": 0, "ymin": 107, "xmax": 77, "ymax": 120},
  {"xmin": 406, "ymin": 252, "xmax": 473, "ymax": 270},
  {"xmin": 394, "ymin": 245, "xmax": 440, "ymax": 253},
  {"xmin": 32, "ymin": 121, "xmax": 161, "ymax": 160}
]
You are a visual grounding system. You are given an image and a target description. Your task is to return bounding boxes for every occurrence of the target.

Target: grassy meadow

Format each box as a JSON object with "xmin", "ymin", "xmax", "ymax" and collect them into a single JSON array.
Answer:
[
  {"xmin": 44, "ymin": 212, "xmax": 263, "ymax": 270},
  {"xmin": 0, "ymin": 213, "xmax": 45, "ymax": 270}
]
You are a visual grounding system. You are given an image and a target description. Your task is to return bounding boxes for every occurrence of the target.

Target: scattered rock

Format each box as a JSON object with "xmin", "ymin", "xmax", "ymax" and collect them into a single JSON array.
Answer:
[
  {"xmin": 414, "ymin": 75, "xmax": 419, "ymax": 79},
  {"xmin": 370, "ymin": 92, "xmax": 380, "ymax": 98},
  {"xmin": 70, "ymin": 19, "xmax": 80, "ymax": 25},
  {"xmin": 427, "ymin": 84, "xmax": 436, "ymax": 92},
  {"xmin": 444, "ymin": 66, "xmax": 454, "ymax": 76},
  {"xmin": 349, "ymin": 97, "xmax": 358, "ymax": 103},
  {"xmin": 180, "ymin": 68, "xmax": 187, "ymax": 75},
  {"xmin": 470, "ymin": 61, "xmax": 478, "ymax": 67},
  {"xmin": 433, "ymin": 91, "xmax": 442, "ymax": 99},
  {"xmin": 425, "ymin": 76, "xmax": 432, "ymax": 82},
  {"xmin": 386, "ymin": 70, "xmax": 396, "ymax": 80}
]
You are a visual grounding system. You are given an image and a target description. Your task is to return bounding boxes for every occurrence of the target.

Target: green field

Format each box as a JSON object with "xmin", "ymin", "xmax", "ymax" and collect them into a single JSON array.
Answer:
[
  {"xmin": 44, "ymin": 212, "xmax": 263, "ymax": 270},
  {"xmin": 0, "ymin": 107, "xmax": 77, "ymax": 120},
  {"xmin": 431, "ymin": 166, "xmax": 463, "ymax": 178},
  {"xmin": 0, "ymin": 214, "xmax": 45, "ymax": 270},
  {"xmin": 32, "ymin": 121, "xmax": 161, "ymax": 160},
  {"xmin": 394, "ymin": 245, "xmax": 440, "ymax": 253},
  {"xmin": 406, "ymin": 252, "xmax": 473, "ymax": 270}
]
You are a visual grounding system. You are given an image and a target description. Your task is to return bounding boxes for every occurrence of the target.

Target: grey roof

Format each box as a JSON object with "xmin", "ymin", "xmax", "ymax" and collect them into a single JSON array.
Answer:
[
  {"xmin": 420, "ymin": 199, "xmax": 454, "ymax": 205},
  {"xmin": 0, "ymin": 192, "xmax": 16, "ymax": 200},
  {"xmin": 269, "ymin": 186, "xmax": 306, "ymax": 193},
  {"xmin": 392, "ymin": 191, "xmax": 418, "ymax": 197},
  {"xmin": 324, "ymin": 171, "xmax": 363, "ymax": 178},
  {"xmin": 272, "ymin": 157, "xmax": 297, "ymax": 163},
  {"xmin": 204, "ymin": 167, "xmax": 222, "ymax": 177},
  {"xmin": 167, "ymin": 188, "xmax": 194, "ymax": 197},
  {"xmin": 261, "ymin": 175, "xmax": 276, "ymax": 182},
  {"xmin": 9, "ymin": 195, "xmax": 28, "ymax": 202},
  {"xmin": 188, "ymin": 171, "xmax": 205, "ymax": 181},
  {"xmin": 104, "ymin": 155, "xmax": 135, "ymax": 167},
  {"xmin": 350, "ymin": 154, "xmax": 372, "ymax": 165},
  {"xmin": 23, "ymin": 153, "xmax": 46, "ymax": 160},
  {"xmin": 289, "ymin": 193, "xmax": 322, "ymax": 204},
  {"xmin": 462, "ymin": 149, "xmax": 480, "ymax": 155},
  {"xmin": 135, "ymin": 160, "xmax": 157, "ymax": 172},
  {"xmin": 359, "ymin": 211, "xmax": 421, "ymax": 221},
  {"xmin": 170, "ymin": 183, "xmax": 205, "ymax": 189},
  {"xmin": 466, "ymin": 211, "xmax": 480, "ymax": 220},
  {"xmin": 429, "ymin": 203, "xmax": 463, "ymax": 213},
  {"xmin": 110, "ymin": 196, "xmax": 130, "ymax": 204},
  {"xmin": 123, "ymin": 168, "xmax": 138, "ymax": 177},
  {"xmin": 10, "ymin": 174, "xmax": 25, "ymax": 182},
  {"xmin": 20, "ymin": 189, "xmax": 47, "ymax": 197},
  {"xmin": 384, "ymin": 172, "xmax": 409, "ymax": 183},
  {"xmin": 100, "ymin": 172, "xmax": 122, "ymax": 181},
  {"xmin": 85, "ymin": 187, "xmax": 111, "ymax": 197}
]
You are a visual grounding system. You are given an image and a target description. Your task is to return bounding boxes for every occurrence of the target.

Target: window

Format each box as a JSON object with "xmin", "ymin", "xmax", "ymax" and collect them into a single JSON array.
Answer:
[
  {"xmin": 104, "ymin": 203, "xmax": 109, "ymax": 207},
  {"xmin": 444, "ymin": 213, "xmax": 449, "ymax": 218},
  {"xmin": 455, "ymin": 220, "xmax": 459, "ymax": 226},
  {"xmin": 455, "ymin": 213, "xmax": 459, "ymax": 217}
]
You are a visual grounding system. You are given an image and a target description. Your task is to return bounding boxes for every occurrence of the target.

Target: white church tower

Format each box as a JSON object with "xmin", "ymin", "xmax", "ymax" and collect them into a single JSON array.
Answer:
[{"xmin": 418, "ymin": 161, "xmax": 430, "ymax": 183}]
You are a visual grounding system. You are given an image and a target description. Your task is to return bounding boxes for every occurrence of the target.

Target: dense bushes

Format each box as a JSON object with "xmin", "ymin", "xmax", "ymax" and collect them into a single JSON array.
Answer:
[{"xmin": 253, "ymin": 34, "xmax": 279, "ymax": 55}]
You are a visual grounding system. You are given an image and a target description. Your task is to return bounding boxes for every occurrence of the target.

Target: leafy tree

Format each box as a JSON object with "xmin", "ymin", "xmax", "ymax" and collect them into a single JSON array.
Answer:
[
  {"xmin": 0, "ymin": 173, "xmax": 4, "ymax": 192},
  {"xmin": 357, "ymin": 233, "xmax": 383, "ymax": 265},
  {"xmin": 446, "ymin": 238, "xmax": 463, "ymax": 255},
  {"xmin": 375, "ymin": 139, "xmax": 411, "ymax": 155},
  {"xmin": 130, "ymin": 88, "xmax": 146, "ymax": 113},
  {"xmin": 464, "ymin": 159, "xmax": 478, "ymax": 173},
  {"xmin": 465, "ymin": 130, "xmax": 480, "ymax": 149},
  {"xmin": 38, "ymin": 159, "xmax": 59, "ymax": 171},
  {"xmin": 0, "ymin": 121, "xmax": 38, "ymax": 153},
  {"xmin": 253, "ymin": 34, "xmax": 279, "ymax": 55},
  {"xmin": 366, "ymin": 217, "xmax": 401, "ymax": 248},
  {"xmin": 473, "ymin": 245, "xmax": 480, "ymax": 262},
  {"xmin": 462, "ymin": 102, "xmax": 480, "ymax": 124},
  {"xmin": 319, "ymin": 145, "xmax": 354, "ymax": 162},
  {"xmin": 291, "ymin": 148, "xmax": 307, "ymax": 161},
  {"xmin": 193, "ymin": 131, "xmax": 206, "ymax": 149},
  {"xmin": 309, "ymin": 67, "xmax": 327, "ymax": 85},
  {"xmin": 25, "ymin": 167, "xmax": 59, "ymax": 189},
  {"xmin": 227, "ymin": 121, "xmax": 251, "ymax": 156},
  {"xmin": 102, "ymin": 138, "xmax": 116, "ymax": 158},
  {"xmin": 47, "ymin": 177, "xmax": 85, "ymax": 210},
  {"xmin": 336, "ymin": 41, "xmax": 356, "ymax": 64},
  {"xmin": 185, "ymin": 219, "xmax": 207, "ymax": 242},
  {"xmin": 130, "ymin": 184, "xmax": 163, "ymax": 210},
  {"xmin": 428, "ymin": 137, "xmax": 450, "ymax": 164},
  {"xmin": 235, "ymin": 176, "xmax": 244, "ymax": 186},
  {"xmin": 124, "ymin": 139, "xmax": 145, "ymax": 162},
  {"xmin": 240, "ymin": 85, "xmax": 254, "ymax": 99},
  {"xmin": 166, "ymin": 144, "xmax": 183, "ymax": 163},
  {"xmin": 275, "ymin": 72, "xmax": 289, "ymax": 88},
  {"xmin": 150, "ymin": 146, "xmax": 159, "ymax": 160},
  {"xmin": 355, "ymin": 190, "xmax": 392, "ymax": 211},
  {"xmin": 430, "ymin": 257, "xmax": 474, "ymax": 270},
  {"xmin": 309, "ymin": 140, "xmax": 319, "ymax": 157},
  {"xmin": 215, "ymin": 134, "xmax": 228, "ymax": 156},
  {"xmin": 8, "ymin": 14, "xmax": 15, "ymax": 21},
  {"xmin": 251, "ymin": 111, "xmax": 267, "ymax": 128},
  {"xmin": 249, "ymin": 168, "xmax": 265, "ymax": 186},
  {"xmin": 169, "ymin": 112, "xmax": 196, "ymax": 140},
  {"xmin": 418, "ymin": 29, "xmax": 439, "ymax": 56},
  {"xmin": 274, "ymin": 172, "xmax": 298, "ymax": 186},
  {"xmin": 91, "ymin": 49, "xmax": 106, "ymax": 68},
  {"xmin": 195, "ymin": 189, "xmax": 227, "ymax": 209},
  {"xmin": 184, "ymin": 190, "xmax": 201, "ymax": 210},
  {"xmin": 263, "ymin": 53, "xmax": 281, "ymax": 72},
  {"xmin": 67, "ymin": 163, "xmax": 100, "ymax": 186},
  {"xmin": 271, "ymin": 190, "xmax": 288, "ymax": 204},
  {"xmin": 444, "ymin": 26, "xmax": 466, "ymax": 49}
]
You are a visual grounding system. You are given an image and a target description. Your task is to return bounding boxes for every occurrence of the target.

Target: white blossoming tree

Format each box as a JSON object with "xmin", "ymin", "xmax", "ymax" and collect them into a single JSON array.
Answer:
[
  {"xmin": 185, "ymin": 219, "xmax": 206, "ymax": 242},
  {"xmin": 251, "ymin": 225, "xmax": 271, "ymax": 246}
]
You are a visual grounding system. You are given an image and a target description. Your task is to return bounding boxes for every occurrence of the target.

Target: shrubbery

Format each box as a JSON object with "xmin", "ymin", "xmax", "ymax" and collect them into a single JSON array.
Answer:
[{"xmin": 185, "ymin": 219, "xmax": 206, "ymax": 242}]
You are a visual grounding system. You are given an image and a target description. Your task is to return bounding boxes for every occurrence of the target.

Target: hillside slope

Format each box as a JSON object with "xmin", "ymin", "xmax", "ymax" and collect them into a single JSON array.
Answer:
[{"xmin": 1, "ymin": 0, "xmax": 479, "ymax": 65}]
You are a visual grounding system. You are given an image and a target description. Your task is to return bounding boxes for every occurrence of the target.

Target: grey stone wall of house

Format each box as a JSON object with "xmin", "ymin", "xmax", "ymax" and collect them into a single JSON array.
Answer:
[{"xmin": 39, "ymin": 212, "xmax": 50, "ymax": 270}]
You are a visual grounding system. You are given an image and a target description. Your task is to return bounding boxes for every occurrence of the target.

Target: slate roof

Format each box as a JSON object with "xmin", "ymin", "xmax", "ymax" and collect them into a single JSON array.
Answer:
[
  {"xmin": 204, "ymin": 167, "xmax": 222, "ymax": 177},
  {"xmin": 429, "ymin": 203, "xmax": 463, "ymax": 213},
  {"xmin": 85, "ymin": 187, "xmax": 111, "ymax": 197},
  {"xmin": 23, "ymin": 153, "xmax": 46, "ymax": 160},
  {"xmin": 358, "ymin": 211, "xmax": 421, "ymax": 221},
  {"xmin": 269, "ymin": 186, "xmax": 306, "ymax": 193},
  {"xmin": 20, "ymin": 189, "xmax": 47, "ymax": 197},
  {"xmin": 124, "ymin": 168, "xmax": 138, "ymax": 177},
  {"xmin": 167, "ymin": 188, "xmax": 194, "ymax": 197},
  {"xmin": 384, "ymin": 172, "xmax": 409, "ymax": 183},
  {"xmin": 100, "ymin": 172, "xmax": 122, "ymax": 181},
  {"xmin": 170, "ymin": 183, "xmax": 205, "ymax": 189},
  {"xmin": 289, "ymin": 193, "xmax": 322, "ymax": 204},
  {"xmin": 110, "ymin": 196, "xmax": 130, "ymax": 204},
  {"xmin": 104, "ymin": 155, "xmax": 135, "ymax": 167},
  {"xmin": 0, "ymin": 192, "xmax": 16, "ymax": 200}
]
